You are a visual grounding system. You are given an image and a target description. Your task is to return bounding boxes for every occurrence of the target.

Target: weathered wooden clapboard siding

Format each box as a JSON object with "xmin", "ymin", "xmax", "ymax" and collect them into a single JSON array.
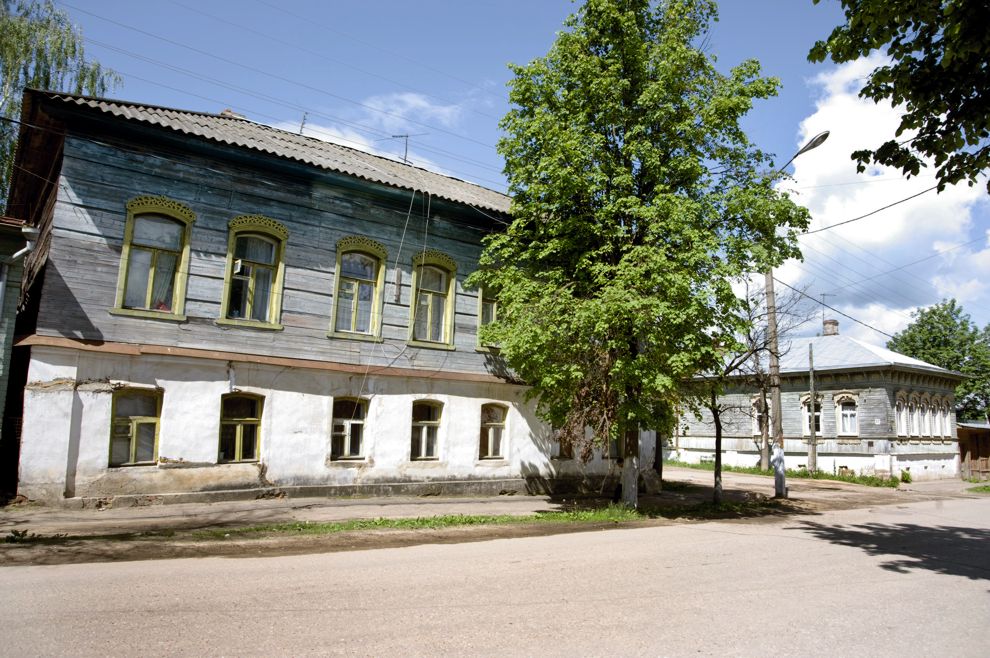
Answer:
[{"xmin": 37, "ymin": 133, "xmax": 507, "ymax": 378}]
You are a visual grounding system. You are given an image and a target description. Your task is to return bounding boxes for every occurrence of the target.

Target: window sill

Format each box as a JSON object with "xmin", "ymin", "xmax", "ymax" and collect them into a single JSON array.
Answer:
[
  {"xmin": 328, "ymin": 330, "xmax": 383, "ymax": 343},
  {"xmin": 108, "ymin": 462, "xmax": 157, "ymax": 468},
  {"xmin": 216, "ymin": 318, "xmax": 284, "ymax": 331},
  {"xmin": 110, "ymin": 308, "xmax": 186, "ymax": 322},
  {"xmin": 328, "ymin": 457, "xmax": 365, "ymax": 465},
  {"xmin": 477, "ymin": 457, "xmax": 507, "ymax": 464},
  {"xmin": 406, "ymin": 339, "xmax": 456, "ymax": 351},
  {"xmin": 218, "ymin": 459, "xmax": 259, "ymax": 464}
]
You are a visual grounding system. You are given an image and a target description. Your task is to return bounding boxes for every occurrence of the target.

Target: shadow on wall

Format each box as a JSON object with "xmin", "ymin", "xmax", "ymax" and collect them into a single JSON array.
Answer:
[
  {"xmin": 792, "ymin": 520, "xmax": 990, "ymax": 581},
  {"xmin": 40, "ymin": 262, "xmax": 103, "ymax": 342}
]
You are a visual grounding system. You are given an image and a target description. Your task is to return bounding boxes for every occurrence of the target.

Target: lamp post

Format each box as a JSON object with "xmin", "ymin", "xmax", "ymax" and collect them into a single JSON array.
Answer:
[{"xmin": 767, "ymin": 130, "xmax": 829, "ymax": 499}]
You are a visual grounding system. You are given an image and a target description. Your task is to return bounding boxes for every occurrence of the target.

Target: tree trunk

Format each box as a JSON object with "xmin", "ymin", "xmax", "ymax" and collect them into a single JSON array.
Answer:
[
  {"xmin": 621, "ymin": 426, "xmax": 639, "ymax": 509},
  {"xmin": 711, "ymin": 391, "xmax": 723, "ymax": 507},
  {"xmin": 654, "ymin": 432, "xmax": 663, "ymax": 488}
]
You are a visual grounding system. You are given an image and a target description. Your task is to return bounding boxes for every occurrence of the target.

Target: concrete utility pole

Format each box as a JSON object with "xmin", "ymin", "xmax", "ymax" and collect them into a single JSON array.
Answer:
[
  {"xmin": 764, "ymin": 129, "xmax": 829, "ymax": 499},
  {"xmin": 808, "ymin": 343, "xmax": 817, "ymax": 473}
]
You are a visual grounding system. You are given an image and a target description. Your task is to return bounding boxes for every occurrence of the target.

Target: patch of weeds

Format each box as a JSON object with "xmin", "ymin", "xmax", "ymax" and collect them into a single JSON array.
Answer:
[
  {"xmin": 4, "ymin": 529, "xmax": 67, "ymax": 544},
  {"xmin": 900, "ymin": 470, "xmax": 912, "ymax": 484},
  {"xmin": 967, "ymin": 484, "xmax": 990, "ymax": 494},
  {"xmin": 666, "ymin": 459, "xmax": 898, "ymax": 488},
  {"xmin": 643, "ymin": 497, "xmax": 794, "ymax": 520}
]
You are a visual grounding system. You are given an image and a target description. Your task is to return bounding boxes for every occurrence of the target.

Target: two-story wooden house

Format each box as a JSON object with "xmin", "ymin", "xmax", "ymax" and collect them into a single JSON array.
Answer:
[
  {"xmin": 678, "ymin": 320, "xmax": 963, "ymax": 480},
  {"xmin": 5, "ymin": 90, "xmax": 646, "ymax": 503}
]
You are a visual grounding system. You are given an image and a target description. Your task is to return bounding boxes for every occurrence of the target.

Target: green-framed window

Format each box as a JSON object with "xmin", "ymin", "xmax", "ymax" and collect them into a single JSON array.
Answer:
[
  {"xmin": 409, "ymin": 250, "xmax": 457, "ymax": 348},
  {"xmin": 477, "ymin": 287, "xmax": 498, "ymax": 349},
  {"xmin": 331, "ymin": 398, "xmax": 367, "ymax": 460},
  {"xmin": 330, "ymin": 236, "xmax": 387, "ymax": 341},
  {"xmin": 411, "ymin": 401, "xmax": 441, "ymax": 460},
  {"xmin": 112, "ymin": 196, "xmax": 195, "ymax": 321},
  {"xmin": 479, "ymin": 404, "xmax": 507, "ymax": 459},
  {"xmin": 219, "ymin": 215, "xmax": 288, "ymax": 330},
  {"xmin": 109, "ymin": 388, "xmax": 162, "ymax": 467},
  {"xmin": 219, "ymin": 394, "xmax": 262, "ymax": 462}
]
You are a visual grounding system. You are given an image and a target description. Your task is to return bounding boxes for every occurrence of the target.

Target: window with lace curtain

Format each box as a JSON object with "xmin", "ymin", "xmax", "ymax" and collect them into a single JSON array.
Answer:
[
  {"xmin": 218, "ymin": 215, "xmax": 288, "ymax": 329},
  {"xmin": 112, "ymin": 196, "xmax": 195, "ymax": 321}
]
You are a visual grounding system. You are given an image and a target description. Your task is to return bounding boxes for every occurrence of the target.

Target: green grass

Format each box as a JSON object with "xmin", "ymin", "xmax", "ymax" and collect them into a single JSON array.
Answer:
[
  {"xmin": 666, "ymin": 459, "xmax": 899, "ymax": 488},
  {"xmin": 967, "ymin": 484, "xmax": 990, "ymax": 494}
]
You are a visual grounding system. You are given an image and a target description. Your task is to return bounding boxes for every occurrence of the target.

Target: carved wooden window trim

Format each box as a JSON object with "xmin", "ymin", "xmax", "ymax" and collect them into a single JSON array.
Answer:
[
  {"xmin": 329, "ymin": 236, "xmax": 388, "ymax": 342},
  {"xmin": 218, "ymin": 215, "xmax": 288, "ymax": 331},
  {"xmin": 408, "ymin": 250, "xmax": 457, "ymax": 349}
]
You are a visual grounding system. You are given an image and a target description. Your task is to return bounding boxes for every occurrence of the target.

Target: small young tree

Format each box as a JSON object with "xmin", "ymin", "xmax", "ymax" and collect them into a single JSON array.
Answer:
[
  {"xmin": 1, "ymin": 0, "xmax": 119, "ymax": 209},
  {"xmin": 470, "ymin": 0, "xmax": 810, "ymax": 507}
]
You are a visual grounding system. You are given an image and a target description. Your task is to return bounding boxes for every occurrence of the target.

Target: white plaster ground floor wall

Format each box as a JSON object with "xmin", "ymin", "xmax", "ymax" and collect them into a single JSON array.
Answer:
[
  {"xmin": 675, "ymin": 436, "xmax": 959, "ymax": 481},
  {"xmin": 17, "ymin": 346, "xmax": 656, "ymax": 502}
]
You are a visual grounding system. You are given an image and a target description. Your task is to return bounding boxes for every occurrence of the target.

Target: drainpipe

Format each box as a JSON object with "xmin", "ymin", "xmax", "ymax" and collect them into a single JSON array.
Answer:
[{"xmin": 0, "ymin": 226, "xmax": 40, "ymax": 316}]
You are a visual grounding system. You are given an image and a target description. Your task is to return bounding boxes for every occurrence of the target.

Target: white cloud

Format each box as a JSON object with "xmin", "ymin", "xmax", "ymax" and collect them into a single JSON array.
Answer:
[{"xmin": 777, "ymin": 55, "xmax": 990, "ymax": 343}]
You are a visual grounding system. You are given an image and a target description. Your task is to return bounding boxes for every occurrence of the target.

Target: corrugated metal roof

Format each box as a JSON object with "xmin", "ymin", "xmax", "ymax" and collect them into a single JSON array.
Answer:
[
  {"xmin": 777, "ymin": 334, "xmax": 959, "ymax": 377},
  {"xmin": 43, "ymin": 91, "xmax": 511, "ymax": 214}
]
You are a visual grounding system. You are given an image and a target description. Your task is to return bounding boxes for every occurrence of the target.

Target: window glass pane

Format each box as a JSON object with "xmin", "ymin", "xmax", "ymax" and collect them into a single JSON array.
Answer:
[
  {"xmin": 414, "ymin": 292, "xmax": 430, "ymax": 340},
  {"xmin": 134, "ymin": 215, "xmax": 183, "ymax": 250},
  {"xmin": 219, "ymin": 425, "xmax": 237, "ymax": 461},
  {"xmin": 413, "ymin": 403, "xmax": 439, "ymax": 422},
  {"xmin": 481, "ymin": 405, "xmax": 505, "ymax": 424},
  {"xmin": 490, "ymin": 427, "xmax": 502, "ymax": 457},
  {"xmin": 420, "ymin": 266, "xmax": 445, "ymax": 292},
  {"xmin": 335, "ymin": 281, "xmax": 355, "ymax": 332},
  {"xmin": 228, "ymin": 276, "xmax": 248, "ymax": 319},
  {"xmin": 430, "ymin": 294, "xmax": 445, "ymax": 341},
  {"xmin": 223, "ymin": 396, "xmax": 258, "ymax": 419},
  {"xmin": 124, "ymin": 248, "xmax": 152, "ymax": 308},
  {"xmin": 411, "ymin": 429, "xmax": 422, "ymax": 459},
  {"xmin": 341, "ymin": 253, "xmax": 376, "ymax": 280},
  {"xmin": 235, "ymin": 236, "xmax": 275, "ymax": 264},
  {"xmin": 425, "ymin": 425, "xmax": 437, "ymax": 457},
  {"xmin": 348, "ymin": 423, "xmax": 362, "ymax": 456},
  {"xmin": 334, "ymin": 400, "xmax": 365, "ymax": 420},
  {"xmin": 241, "ymin": 424, "xmax": 258, "ymax": 460},
  {"xmin": 110, "ymin": 423, "xmax": 132, "ymax": 466},
  {"xmin": 355, "ymin": 281, "xmax": 374, "ymax": 333},
  {"xmin": 481, "ymin": 299, "xmax": 496, "ymax": 326},
  {"xmin": 252, "ymin": 268, "xmax": 272, "ymax": 322},
  {"xmin": 150, "ymin": 252, "xmax": 177, "ymax": 311},
  {"xmin": 135, "ymin": 423, "xmax": 156, "ymax": 462},
  {"xmin": 116, "ymin": 392, "xmax": 158, "ymax": 418}
]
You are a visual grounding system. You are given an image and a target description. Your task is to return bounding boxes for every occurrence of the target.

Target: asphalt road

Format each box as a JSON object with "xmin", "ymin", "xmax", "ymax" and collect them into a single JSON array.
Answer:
[{"xmin": 2, "ymin": 496, "xmax": 988, "ymax": 657}]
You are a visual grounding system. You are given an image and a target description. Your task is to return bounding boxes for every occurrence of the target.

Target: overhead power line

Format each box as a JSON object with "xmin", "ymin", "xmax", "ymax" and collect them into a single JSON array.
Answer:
[
  {"xmin": 802, "ymin": 185, "xmax": 938, "ymax": 235},
  {"xmin": 773, "ymin": 277, "xmax": 895, "ymax": 339}
]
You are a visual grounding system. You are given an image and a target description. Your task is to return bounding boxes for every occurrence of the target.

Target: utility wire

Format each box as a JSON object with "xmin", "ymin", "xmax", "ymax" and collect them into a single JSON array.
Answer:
[
  {"xmin": 802, "ymin": 185, "xmax": 938, "ymax": 235},
  {"xmin": 774, "ymin": 277, "xmax": 895, "ymax": 339}
]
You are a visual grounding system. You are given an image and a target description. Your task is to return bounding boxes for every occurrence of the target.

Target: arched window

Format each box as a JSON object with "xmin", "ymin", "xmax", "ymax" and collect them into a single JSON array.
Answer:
[
  {"xmin": 219, "ymin": 394, "xmax": 262, "ymax": 462},
  {"xmin": 479, "ymin": 404, "xmax": 507, "ymax": 459},
  {"xmin": 801, "ymin": 395, "xmax": 821, "ymax": 436},
  {"xmin": 112, "ymin": 196, "xmax": 195, "ymax": 320},
  {"xmin": 409, "ymin": 250, "xmax": 457, "ymax": 347},
  {"xmin": 331, "ymin": 398, "xmax": 367, "ymax": 460},
  {"xmin": 110, "ymin": 388, "xmax": 162, "ymax": 467},
  {"xmin": 411, "ymin": 401, "xmax": 442, "ymax": 460},
  {"xmin": 834, "ymin": 392, "xmax": 859, "ymax": 437},
  {"xmin": 909, "ymin": 400, "xmax": 920, "ymax": 436},
  {"xmin": 219, "ymin": 215, "xmax": 288, "ymax": 329},
  {"xmin": 921, "ymin": 402, "xmax": 932, "ymax": 437},
  {"xmin": 331, "ymin": 237, "xmax": 387, "ymax": 339},
  {"xmin": 895, "ymin": 399, "xmax": 907, "ymax": 437}
]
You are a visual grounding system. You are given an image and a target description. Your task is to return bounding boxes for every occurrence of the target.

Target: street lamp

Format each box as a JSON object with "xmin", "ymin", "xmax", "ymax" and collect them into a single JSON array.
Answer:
[{"xmin": 766, "ymin": 130, "xmax": 829, "ymax": 499}]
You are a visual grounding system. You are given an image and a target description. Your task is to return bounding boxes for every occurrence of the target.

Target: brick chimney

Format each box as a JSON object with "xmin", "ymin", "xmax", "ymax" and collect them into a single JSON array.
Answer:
[{"xmin": 823, "ymin": 319, "xmax": 839, "ymax": 336}]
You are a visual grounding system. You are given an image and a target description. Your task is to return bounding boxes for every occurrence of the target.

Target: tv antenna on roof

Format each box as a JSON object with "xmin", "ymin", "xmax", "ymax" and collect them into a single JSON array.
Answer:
[{"xmin": 377, "ymin": 133, "xmax": 429, "ymax": 164}]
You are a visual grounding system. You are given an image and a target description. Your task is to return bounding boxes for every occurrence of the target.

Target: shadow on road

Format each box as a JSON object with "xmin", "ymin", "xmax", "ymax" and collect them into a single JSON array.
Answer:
[{"xmin": 793, "ymin": 520, "xmax": 990, "ymax": 581}]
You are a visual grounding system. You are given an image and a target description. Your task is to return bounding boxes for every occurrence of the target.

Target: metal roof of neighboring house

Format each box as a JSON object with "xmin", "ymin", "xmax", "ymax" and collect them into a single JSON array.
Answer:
[
  {"xmin": 776, "ymin": 334, "xmax": 960, "ymax": 378},
  {"xmin": 40, "ymin": 91, "xmax": 511, "ymax": 215}
]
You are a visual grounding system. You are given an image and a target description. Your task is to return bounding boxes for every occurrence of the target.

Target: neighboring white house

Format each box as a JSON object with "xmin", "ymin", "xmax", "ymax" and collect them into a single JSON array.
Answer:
[{"xmin": 678, "ymin": 320, "xmax": 963, "ymax": 480}]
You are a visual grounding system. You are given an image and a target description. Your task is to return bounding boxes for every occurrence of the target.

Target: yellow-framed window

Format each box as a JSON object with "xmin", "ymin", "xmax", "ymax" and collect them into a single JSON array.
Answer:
[
  {"xmin": 330, "ymin": 236, "xmax": 388, "ymax": 340},
  {"xmin": 219, "ymin": 215, "xmax": 288, "ymax": 330},
  {"xmin": 411, "ymin": 401, "xmax": 442, "ymax": 460},
  {"xmin": 409, "ymin": 250, "xmax": 457, "ymax": 348},
  {"xmin": 219, "ymin": 394, "xmax": 262, "ymax": 462},
  {"xmin": 112, "ymin": 196, "xmax": 195, "ymax": 321},
  {"xmin": 109, "ymin": 388, "xmax": 162, "ymax": 467},
  {"xmin": 479, "ymin": 404, "xmax": 507, "ymax": 459},
  {"xmin": 331, "ymin": 398, "xmax": 367, "ymax": 460}
]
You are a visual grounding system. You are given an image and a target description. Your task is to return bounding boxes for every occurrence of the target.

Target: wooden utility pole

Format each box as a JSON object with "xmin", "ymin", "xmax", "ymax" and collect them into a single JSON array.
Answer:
[{"xmin": 808, "ymin": 343, "xmax": 817, "ymax": 473}]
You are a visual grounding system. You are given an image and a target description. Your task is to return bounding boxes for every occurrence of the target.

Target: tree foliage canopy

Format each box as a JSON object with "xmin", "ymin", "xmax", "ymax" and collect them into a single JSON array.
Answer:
[
  {"xmin": 1, "ymin": 0, "xmax": 118, "ymax": 209},
  {"xmin": 809, "ymin": 0, "xmax": 990, "ymax": 193},
  {"xmin": 469, "ymin": 0, "xmax": 810, "ymax": 455},
  {"xmin": 887, "ymin": 299, "xmax": 990, "ymax": 422}
]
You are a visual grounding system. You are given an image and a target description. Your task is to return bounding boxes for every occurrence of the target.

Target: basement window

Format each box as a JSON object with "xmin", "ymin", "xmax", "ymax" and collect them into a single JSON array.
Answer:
[{"xmin": 110, "ymin": 389, "xmax": 162, "ymax": 467}]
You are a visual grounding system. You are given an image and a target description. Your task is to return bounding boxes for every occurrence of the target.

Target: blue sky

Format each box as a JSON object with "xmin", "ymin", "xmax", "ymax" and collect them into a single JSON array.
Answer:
[{"xmin": 57, "ymin": 0, "xmax": 990, "ymax": 341}]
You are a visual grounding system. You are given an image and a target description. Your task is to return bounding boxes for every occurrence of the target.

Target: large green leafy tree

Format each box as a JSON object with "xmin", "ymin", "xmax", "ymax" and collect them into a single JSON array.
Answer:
[
  {"xmin": 809, "ymin": 0, "xmax": 990, "ymax": 193},
  {"xmin": 887, "ymin": 299, "xmax": 990, "ymax": 422},
  {"xmin": 469, "ymin": 0, "xmax": 809, "ymax": 506},
  {"xmin": 1, "ymin": 0, "xmax": 118, "ymax": 210}
]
